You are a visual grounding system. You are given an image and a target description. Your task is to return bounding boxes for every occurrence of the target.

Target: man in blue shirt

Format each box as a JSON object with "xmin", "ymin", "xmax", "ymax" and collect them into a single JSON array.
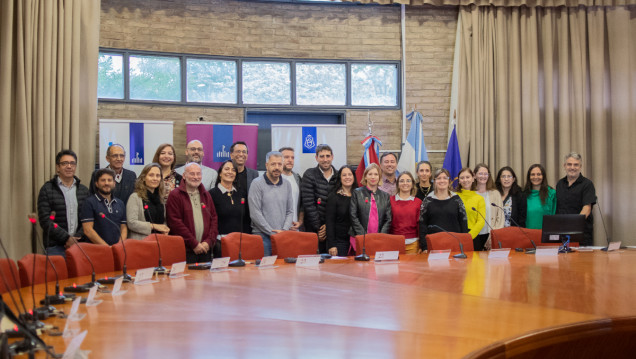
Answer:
[{"xmin": 81, "ymin": 168, "xmax": 127, "ymax": 246}]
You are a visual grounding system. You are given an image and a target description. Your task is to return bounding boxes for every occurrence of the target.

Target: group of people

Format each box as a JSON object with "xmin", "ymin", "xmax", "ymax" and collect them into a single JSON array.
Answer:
[{"xmin": 37, "ymin": 140, "xmax": 597, "ymax": 263}]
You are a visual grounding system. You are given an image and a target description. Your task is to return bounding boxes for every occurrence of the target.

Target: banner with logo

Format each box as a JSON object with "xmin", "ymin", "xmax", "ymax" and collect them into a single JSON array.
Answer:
[
  {"xmin": 99, "ymin": 119, "xmax": 174, "ymax": 176},
  {"xmin": 271, "ymin": 124, "xmax": 347, "ymax": 176},
  {"xmin": 185, "ymin": 122, "xmax": 258, "ymax": 170}
]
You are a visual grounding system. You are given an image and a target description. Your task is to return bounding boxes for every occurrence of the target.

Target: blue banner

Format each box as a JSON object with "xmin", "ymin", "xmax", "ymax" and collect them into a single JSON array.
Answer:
[
  {"xmin": 442, "ymin": 125, "xmax": 462, "ymax": 187},
  {"xmin": 213, "ymin": 125, "xmax": 233, "ymax": 162},
  {"xmin": 302, "ymin": 127, "xmax": 317, "ymax": 154},
  {"xmin": 129, "ymin": 123, "xmax": 144, "ymax": 166}
]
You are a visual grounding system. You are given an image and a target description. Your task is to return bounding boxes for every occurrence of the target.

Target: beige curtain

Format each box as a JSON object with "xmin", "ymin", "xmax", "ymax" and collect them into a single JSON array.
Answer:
[
  {"xmin": 0, "ymin": 0, "xmax": 100, "ymax": 260},
  {"xmin": 457, "ymin": 5, "xmax": 636, "ymax": 245}
]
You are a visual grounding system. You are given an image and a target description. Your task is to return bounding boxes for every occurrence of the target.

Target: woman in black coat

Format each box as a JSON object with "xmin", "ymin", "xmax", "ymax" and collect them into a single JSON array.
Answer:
[{"xmin": 325, "ymin": 166, "xmax": 358, "ymax": 256}]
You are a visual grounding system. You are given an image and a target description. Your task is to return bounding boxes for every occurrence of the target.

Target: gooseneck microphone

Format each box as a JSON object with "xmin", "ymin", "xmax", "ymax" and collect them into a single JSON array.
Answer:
[
  {"xmin": 597, "ymin": 201, "xmax": 619, "ymax": 251},
  {"xmin": 34, "ymin": 223, "xmax": 70, "ymax": 305},
  {"xmin": 490, "ymin": 203, "xmax": 536, "ymax": 254},
  {"xmin": 229, "ymin": 198, "xmax": 246, "ymax": 267},
  {"xmin": 27, "ymin": 214, "xmax": 49, "ymax": 320},
  {"xmin": 98, "ymin": 212, "xmax": 132, "ymax": 282},
  {"xmin": 66, "ymin": 236, "xmax": 100, "ymax": 290},
  {"xmin": 355, "ymin": 197, "xmax": 371, "ymax": 262},
  {"xmin": 430, "ymin": 224, "xmax": 468, "ymax": 259},
  {"xmin": 143, "ymin": 204, "xmax": 167, "ymax": 274},
  {"xmin": 471, "ymin": 207, "xmax": 500, "ymax": 249},
  {"xmin": 0, "ymin": 237, "xmax": 32, "ymax": 325}
]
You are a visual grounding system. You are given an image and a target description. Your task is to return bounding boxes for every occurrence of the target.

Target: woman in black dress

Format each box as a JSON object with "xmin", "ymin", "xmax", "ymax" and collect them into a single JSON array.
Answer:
[{"xmin": 325, "ymin": 165, "xmax": 358, "ymax": 256}]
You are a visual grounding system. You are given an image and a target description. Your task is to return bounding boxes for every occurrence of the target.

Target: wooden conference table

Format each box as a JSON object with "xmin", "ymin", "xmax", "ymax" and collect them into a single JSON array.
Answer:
[{"xmin": 5, "ymin": 250, "xmax": 636, "ymax": 358}]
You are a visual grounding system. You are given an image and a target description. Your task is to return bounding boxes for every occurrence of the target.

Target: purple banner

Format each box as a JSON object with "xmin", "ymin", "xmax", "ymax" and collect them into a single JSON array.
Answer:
[{"xmin": 186, "ymin": 123, "xmax": 258, "ymax": 171}]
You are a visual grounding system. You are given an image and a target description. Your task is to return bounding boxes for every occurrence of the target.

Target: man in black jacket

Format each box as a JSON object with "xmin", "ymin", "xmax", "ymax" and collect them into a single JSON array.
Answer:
[
  {"xmin": 37, "ymin": 150, "xmax": 90, "ymax": 257},
  {"xmin": 89, "ymin": 144, "xmax": 136, "ymax": 204},
  {"xmin": 301, "ymin": 144, "xmax": 337, "ymax": 253}
]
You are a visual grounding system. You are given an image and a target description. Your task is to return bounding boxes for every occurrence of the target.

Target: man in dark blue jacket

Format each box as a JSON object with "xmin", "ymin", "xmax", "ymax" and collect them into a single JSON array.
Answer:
[
  {"xmin": 37, "ymin": 149, "xmax": 90, "ymax": 257},
  {"xmin": 89, "ymin": 144, "xmax": 136, "ymax": 204}
]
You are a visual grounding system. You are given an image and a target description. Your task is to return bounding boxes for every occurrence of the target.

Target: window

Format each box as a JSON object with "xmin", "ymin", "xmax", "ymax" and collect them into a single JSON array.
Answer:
[
  {"xmin": 98, "ymin": 49, "xmax": 400, "ymax": 109},
  {"xmin": 242, "ymin": 62, "xmax": 291, "ymax": 105},
  {"xmin": 98, "ymin": 53, "xmax": 124, "ymax": 99},
  {"xmin": 296, "ymin": 63, "xmax": 346, "ymax": 106},
  {"xmin": 129, "ymin": 55, "xmax": 181, "ymax": 101},
  {"xmin": 351, "ymin": 64, "xmax": 398, "ymax": 107},
  {"xmin": 187, "ymin": 59, "xmax": 237, "ymax": 104}
]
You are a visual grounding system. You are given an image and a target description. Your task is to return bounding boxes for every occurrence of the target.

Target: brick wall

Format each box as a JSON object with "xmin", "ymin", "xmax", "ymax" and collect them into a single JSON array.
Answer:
[{"xmin": 99, "ymin": 0, "xmax": 458, "ymax": 169}]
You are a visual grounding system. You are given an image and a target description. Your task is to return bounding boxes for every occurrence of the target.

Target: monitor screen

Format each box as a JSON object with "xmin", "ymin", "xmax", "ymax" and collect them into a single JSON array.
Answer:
[{"xmin": 541, "ymin": 214, "xmax": 586, "ymax": 244}]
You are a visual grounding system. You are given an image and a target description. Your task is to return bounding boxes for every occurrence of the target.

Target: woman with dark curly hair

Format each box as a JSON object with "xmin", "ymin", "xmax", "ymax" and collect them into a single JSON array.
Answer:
[{"xmin": 524, "ymin": 164, "xmax": 556, "ymax": 229}]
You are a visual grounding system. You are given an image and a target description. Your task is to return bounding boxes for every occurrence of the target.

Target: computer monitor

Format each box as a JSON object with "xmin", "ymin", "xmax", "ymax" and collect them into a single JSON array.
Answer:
[{"xmin": 541, "ymin": 214, "xmax": 586, "ymax": 244}]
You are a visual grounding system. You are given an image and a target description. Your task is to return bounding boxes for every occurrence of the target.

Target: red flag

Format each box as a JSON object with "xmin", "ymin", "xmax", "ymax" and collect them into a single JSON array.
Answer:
[{"xmin": 355, "ymin": 135, "xmax": 381, "ymax": 186}]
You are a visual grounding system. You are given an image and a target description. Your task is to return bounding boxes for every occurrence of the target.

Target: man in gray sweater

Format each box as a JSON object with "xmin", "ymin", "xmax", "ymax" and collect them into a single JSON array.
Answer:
[{"xmin": 249, "ymin": 151, "xmax": 293, "ymax": 256}]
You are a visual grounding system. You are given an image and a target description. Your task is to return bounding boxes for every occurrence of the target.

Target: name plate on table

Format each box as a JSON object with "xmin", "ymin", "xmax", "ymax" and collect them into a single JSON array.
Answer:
[
  {"xmin": 67, "ymin": 296, "xmax": 85, "ymax": 322},
  {"xmin": 488, "ymin": 248, "xmax": 510, "ymax": 259},
  {"xmin": 169, "ymin": 261, "xmax": 188, "ymax": 278},
  {"xmin": 62, "ymin": 330, "xmax": 88, "ymax": 359},
  {"xmin": 86, "ymin": 285, "xmax": 103, "ymax": 307},
  {"xmin": 428, "ymin": 250, "xmax": 451, "ymax": 261},
  {"xmin": 374, "ymin": 251, "xmax": 399, "ymax": 263},
  {"xmin": 134, "ymin": 267, "xmax": 158, "ymax": 285},
  {"xmin": 536, "ymin": 247, "xmax": 559, "ymax": 256},
  {"xmin": 259, "ymin": 255, "xmax": 278, "ymax": 269},
  {"xmin": 210, "ymin": 257, "xmax": 230, "ymax": 271},
  {"xmin": 111, "ymin": 276, "xmax": 127, "ymax": 296},
  {"xmin": 296, "ymin": 255, "xmax": 321, "ymax": 267},
  {"xmin": 63, "ymin": 297, "xmax": 84, "ymax": 338},
  {"xmin": 607, "ymin": 241, "xmax": 622, "ymax": 251}
]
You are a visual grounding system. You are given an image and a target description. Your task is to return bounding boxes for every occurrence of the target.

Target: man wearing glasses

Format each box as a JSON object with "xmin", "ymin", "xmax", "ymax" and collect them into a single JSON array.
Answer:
[
  {"xmin": 89, "ymin": 144, "xmax": 137, "ymax": 204},
  {"xmin": 175, "ymin": 140, "xmax": 217, "ymax": 191},
  {"xmin": 37, "ymin": 150, "xmax": 90, "ymax": 257}
]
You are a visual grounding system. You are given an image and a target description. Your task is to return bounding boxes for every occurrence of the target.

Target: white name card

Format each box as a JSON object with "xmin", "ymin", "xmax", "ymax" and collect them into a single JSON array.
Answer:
[
  {"xmin": 62, "ymin": 330, "xmax": 88, "ymax": 359},
  {"xmin": 374, "ymin": 251, "xmax": 399, "ymax": 262},
  {"xmin": 85, "ymin": 284, "xmax": 102, "ymax": 307},
  {"xmin": 428, "ymin": 250, "xmax": 451, "ymax": 261},
  {"xmin": 67, "ymin": 296, "xmax": 84, "ymax": 322},
  {"xmin": 111, "ymin": 276, "xmax": 127, "ymax": 297},
  {"xmin": 536, "ymin": 247, "xmax": 559, "ymax": 256},
  {"xmin": 608, "ymin": 241, "xmax": 622, "ymax": 251},
  {"xmin": 134, "ymin": 267, "xmax": 158, "ymax": 285},
  {"xmin": 63, "ymin": 297, "xmax": 84, "ymax": 338},
  {"xmin": 296, "ymin": 255, "xmax": 321, "ymax": 267},
  {"xmin": 169, "ymin": 261, "xmax": 187, "ymax": 278},
  {"xmin": 210, "ymin": 257, "xmax": 230, "ymax": 271},
  {"xmin": 259, "ymin": 255, "xmax": 278, "ymax": 268},
  {"xmin": 488, "ymin": 248, "xmax": 510, "ymax": 259},
  {"xmin": 550, "ymin": 235, "xmax": 560, "ymax": 242}
]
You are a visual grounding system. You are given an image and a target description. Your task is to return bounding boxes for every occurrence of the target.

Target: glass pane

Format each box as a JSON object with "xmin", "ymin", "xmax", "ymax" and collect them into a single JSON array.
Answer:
[
  {"xmin": 351, "ymin": 64, "xmax": 398, "ymax": 106},
  {"xmin": 129, "ymin": 55, "xmax": 181, "ymax": 101},
  {"xmin": 98, "ymin": 53, "xmax": 124, "ymax": 99},
  {"xmin": 187, "ymin": 59, "xmax": 237, "ymax": 104},
  {"xmin": 296, "ymin": 63, "xmax": 346, "ymax": 106},
  {"xmin": 242, "ymin": 62, "xmax": 291, "ymax": 105}
]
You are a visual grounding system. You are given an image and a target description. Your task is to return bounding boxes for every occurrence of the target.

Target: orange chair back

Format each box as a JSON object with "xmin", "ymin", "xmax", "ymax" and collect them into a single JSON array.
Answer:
[
  {"xmin": 18, "ymin": 254, "xmax": 68, "ymax": 287},
  {"xmin": 491, "ymin": 227, "xmax": 542, "ymax": 249},
  {"xmin": 355, "ymin": 233, "xmax": 406, "ymax": 256},
  {"xmin": 142, "ymin": 234, "xmax": 186, "ymax": 265},
  {"xmin": 0, "ymin": 258, "xmax": 19, "ymax": 293},
  {"xmin": 66, "ymin": 243, "xmax": 115, "ymax": 278},
  {"xmin": 426, "ymin": 232, "xmax": 474, "ymax": 252},
  {"xmin": 271, "ymin": 231, "xmax": 318, "ymax": 258},
  {"xmin": 112, "ymin": 239, "xmax": 160, "ymax": 271},
  {"xmin": 221, "ymin": 232, "xmax": 264, "ymax": 261}
]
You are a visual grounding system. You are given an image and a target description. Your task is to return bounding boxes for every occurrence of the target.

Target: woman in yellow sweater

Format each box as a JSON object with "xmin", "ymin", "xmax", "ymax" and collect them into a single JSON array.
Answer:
[{"xmin": 455, "ymin": 168, "xmax": 486, "ymax": 249}]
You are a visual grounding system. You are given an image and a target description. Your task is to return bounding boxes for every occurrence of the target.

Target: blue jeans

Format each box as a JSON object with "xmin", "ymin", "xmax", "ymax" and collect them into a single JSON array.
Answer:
[
  {"xmin": 46, "ymin": 245, "xmax": 67, "ymax": 258},
  {"xmin": 256, "ymin": 232, "xmax": 272, "ymax": 256}
]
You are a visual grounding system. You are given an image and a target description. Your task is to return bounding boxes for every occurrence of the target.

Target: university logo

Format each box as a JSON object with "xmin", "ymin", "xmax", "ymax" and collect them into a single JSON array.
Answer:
[
  {"xmin": 302, "ymin": 127, "xmax": 317, "ymax": 153},
  {"xmin": 129, "ymin": 123, "xmax": 144, "ymax": 166},
  {"xmin": 216, "ymin": 145, "xmax": 230, "ymax": 160}
]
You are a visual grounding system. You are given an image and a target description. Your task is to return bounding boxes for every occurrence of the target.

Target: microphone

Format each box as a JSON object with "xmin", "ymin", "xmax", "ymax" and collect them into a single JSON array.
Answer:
[
  {"xmin": 491, "ymin": 203, "xmax": 536, "ymax": 254},
  {"xmin": 355, "ymin": 197, "xmax": 371, "ymax": 261},
  {"xmin": 429, "ymin": 224, "xmax": 467, "ymax": 259},
  {"xmin": 143, "ymin": 204, "xmax": 167, "ymax": 274},
  {"xmin": 315, "ymin": 198, "xmax": 331, "ymax": 259},
  {"xmin": 471, "ymin": 207, "xmax": 500, "ymax": 249},
  {"xmin": 0, "ymin": 236, "xmax": 34, "ymax": 326},
  {"xmin": 38, "ymin": 211, "xmax": 72, "ymax": 304},
  {"xmin": 27, "ymin": 214, "xmax": 50, "ymax": 320},
  {"xmin": 229, "ymin": 198, "xmax": 246, "ymax": 267},
  {"xmin": 64, "ymin": 236, "xmax": 100, "ymax": 291},
  {"xmin": 597, "ymin": 201, "xmax": 621, "ymax": 251},
  {"xmin": 98, "ymin": 212, "xmax": 132, "ymax": 282}
]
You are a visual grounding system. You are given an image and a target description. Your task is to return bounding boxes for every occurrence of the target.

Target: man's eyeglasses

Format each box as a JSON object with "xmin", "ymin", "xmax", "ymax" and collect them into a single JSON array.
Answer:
[{"xmin": 58, "ymin": 161, "xmax": 77, "ymax": 167}]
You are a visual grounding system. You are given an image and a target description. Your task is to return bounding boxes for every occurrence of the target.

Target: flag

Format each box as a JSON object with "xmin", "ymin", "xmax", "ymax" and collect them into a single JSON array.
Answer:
[
  {"xmin": 397, "ymin": 111, "xmax": 428, "ymax": 174},
  {"xmin": 442, "ymin": 125, "xmax": 462, "ymax": 187},
  {"xmin": 271, "ymin": 124, "xmax": 347, "ymax": 175},
  {"xmin": 356, "ymin": 135, "xmax": 382, "ymax": 187},
  {"xmin": 186, "ymin": 122, "xmax": 259, "ymax": 170}
]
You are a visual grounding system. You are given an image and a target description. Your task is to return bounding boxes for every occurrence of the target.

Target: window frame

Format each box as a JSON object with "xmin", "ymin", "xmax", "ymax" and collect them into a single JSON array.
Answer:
[{"xmin": 98, "ymin": 48, "xmax": 401, "ymax": 110}]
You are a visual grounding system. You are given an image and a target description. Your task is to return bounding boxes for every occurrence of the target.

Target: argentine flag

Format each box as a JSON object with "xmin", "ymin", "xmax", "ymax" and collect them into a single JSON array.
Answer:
[{"xmin": 397, "ymin": 111, "xmax": 428, "ymax": 174}]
